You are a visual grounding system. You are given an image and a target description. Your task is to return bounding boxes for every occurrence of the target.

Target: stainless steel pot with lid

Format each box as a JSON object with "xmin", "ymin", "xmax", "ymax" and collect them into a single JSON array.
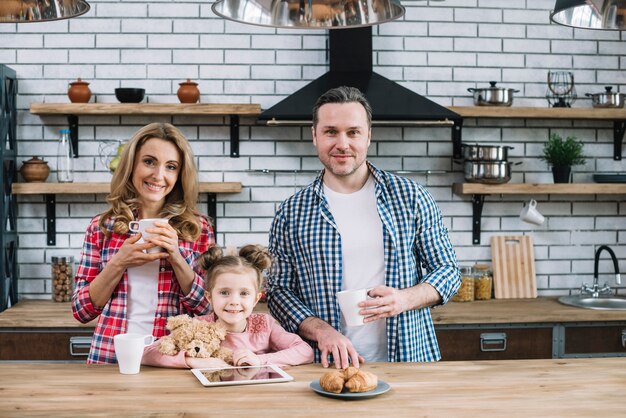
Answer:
[
  {"xmin": 462, "ymin": 143, "xmax": 514, "ymax": 162},
  {"xmin": 468, "ymin": 81, "xmax": 520, "ymax": 107},
  {"xmin": 585, "ymin": 86, "xmax": 625, "ymax": 108}
]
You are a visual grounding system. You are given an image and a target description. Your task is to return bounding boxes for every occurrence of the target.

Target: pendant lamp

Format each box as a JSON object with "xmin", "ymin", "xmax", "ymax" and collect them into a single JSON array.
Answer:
[
  {"xmin": 550, "ymin": 0, "xmax": 626, "ymax": 30},
  {"xmin": 0, "ymin": 0, "xmax": 90, "ymax": 23},
  {"xmin": 211, "ymin": 0, "xmax": 405, "ymax": 29}
]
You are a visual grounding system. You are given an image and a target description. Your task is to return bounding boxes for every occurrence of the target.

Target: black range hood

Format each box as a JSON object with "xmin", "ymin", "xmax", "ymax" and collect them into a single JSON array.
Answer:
[{"xmin": 258, "ymin": 26, "xmax": 461, "ymax": 127}]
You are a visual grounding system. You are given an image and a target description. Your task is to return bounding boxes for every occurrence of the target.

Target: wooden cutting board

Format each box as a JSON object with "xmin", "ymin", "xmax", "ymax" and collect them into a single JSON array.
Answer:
[{"xmin": 491, "ymin": 235, "xmax": 537, "ymax": 299}]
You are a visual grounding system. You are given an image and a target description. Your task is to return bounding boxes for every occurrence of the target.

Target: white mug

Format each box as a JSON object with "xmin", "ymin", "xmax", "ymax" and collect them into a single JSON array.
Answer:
[
  {"xmin": 128, "ymin": 218, "xmax": 168, "ymax": 253},
  {"xmin": 113, "ymin": 333, "xmax": 155, "ymax": 375},
  {"xmin": 520, "ymin": 199, "xmax": 545, "ymax": 226},
  {"xmin": 336, "ymin": 288, "xmax": 373, "ymax": 327}
]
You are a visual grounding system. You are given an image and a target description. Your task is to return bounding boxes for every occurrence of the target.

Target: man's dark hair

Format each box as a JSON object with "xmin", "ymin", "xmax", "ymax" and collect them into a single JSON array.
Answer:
[{"xmin": 312, "ymin": 86, "xmax": 372, "ymax": 128}]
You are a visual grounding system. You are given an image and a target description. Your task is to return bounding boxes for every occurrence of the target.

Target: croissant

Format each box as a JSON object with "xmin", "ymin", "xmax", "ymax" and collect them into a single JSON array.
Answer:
[
  {"xmin": 319, "ymin": 369, "xmax": 345, "ymax": 394},
  {"xmin": 319, "ymin": 367, "xmax": 378, "ymax": 393},
  {"xmin": 344, "ymin": 369, "xmax": 377, "ymax": 393}
]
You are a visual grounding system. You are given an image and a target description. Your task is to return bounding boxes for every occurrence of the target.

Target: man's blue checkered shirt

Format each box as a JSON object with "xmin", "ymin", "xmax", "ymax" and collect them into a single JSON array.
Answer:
[{"xmin": 267, "ymin": 162, "xmax": 460, "ymax": 362}]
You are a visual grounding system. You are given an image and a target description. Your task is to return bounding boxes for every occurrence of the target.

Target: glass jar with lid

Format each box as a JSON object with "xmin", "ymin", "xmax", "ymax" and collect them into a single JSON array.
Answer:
[
  {"xmin": 473, "ymin": 263, "xmax": 493, "ymax": 300},
  {"xmin": 51, "ymin": 256, "xmax": 74, "ymax": 302},
  {"xmin": 451, "ymin": 266, "xmax": 474, "ymax": 302}
]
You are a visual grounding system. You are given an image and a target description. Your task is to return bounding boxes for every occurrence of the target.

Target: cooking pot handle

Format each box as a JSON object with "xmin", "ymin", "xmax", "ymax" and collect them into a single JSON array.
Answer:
[
  {"xmin": 512, "ymin": 89, "xmax": 520, "ymax": 93},
  {"xmin": 453, "ymin": 159, "xmax": 464, "ymax": 165},
  {"xmin": 585, "ymin": 93, "xmax": 593, "ymax": 97},
  {"xmin": 511, "ymin": 161, "xmax": 523, "ymax": 166},
  {"xmin": 467, "ymin": 88, "xmax": 476, "ymax": 93}
]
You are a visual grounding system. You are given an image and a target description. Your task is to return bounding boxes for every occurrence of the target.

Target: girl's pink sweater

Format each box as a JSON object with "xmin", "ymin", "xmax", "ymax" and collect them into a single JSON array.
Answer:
[{"xmin": 142, "ymin": 312, "xmax": 314, "ymax": 368}]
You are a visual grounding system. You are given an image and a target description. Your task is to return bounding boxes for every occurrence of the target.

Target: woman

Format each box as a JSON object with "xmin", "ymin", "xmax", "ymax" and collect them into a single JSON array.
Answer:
[{"xmin": 72, "ymin": 123, "xmax": 213, "ymax": 364}]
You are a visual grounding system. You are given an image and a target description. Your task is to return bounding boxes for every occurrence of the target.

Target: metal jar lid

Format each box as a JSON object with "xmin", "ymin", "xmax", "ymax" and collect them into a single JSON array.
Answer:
[{"xmin": 52, "ymin": 256, "xmax": 74, "ymax": 263}]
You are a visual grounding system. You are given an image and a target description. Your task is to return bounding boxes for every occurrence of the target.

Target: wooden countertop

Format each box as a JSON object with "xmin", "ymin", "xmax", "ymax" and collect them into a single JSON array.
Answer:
[
  {"xmin": 1, "ymin": 359, "xmax": 624, "ymax": 417},
  {"xmin": 2, "ymin": 298, "xmax": 626, "ymax": 329}
]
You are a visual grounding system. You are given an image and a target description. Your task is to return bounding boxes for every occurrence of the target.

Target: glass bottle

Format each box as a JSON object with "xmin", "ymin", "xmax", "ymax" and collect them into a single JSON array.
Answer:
[{"xmin": 57, "ymin": 128, "xmax": 74, "ymax": 182}]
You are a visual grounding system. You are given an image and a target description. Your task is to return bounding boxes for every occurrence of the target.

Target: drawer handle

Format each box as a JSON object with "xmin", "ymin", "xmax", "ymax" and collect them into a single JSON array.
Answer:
[
  {"xmin": 480, "ymin": 332, "xmax": 507, "ymax": 352},
  {"xmin": 622, "ymin": 330, "xmax": 626, "ymax": 349},
  {"xmin": 69, "ymin": 336, "xmax": 91, "ymax": 357}
]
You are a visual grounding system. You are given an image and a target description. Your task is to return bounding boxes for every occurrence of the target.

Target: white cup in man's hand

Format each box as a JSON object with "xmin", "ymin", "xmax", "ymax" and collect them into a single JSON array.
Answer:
[
  {"xmin": 113, "ymin": 333, "xmax": 155, "ymax": 375},
  {"xmin": 519, "ymin": 199, "xmax": 545, "ymax": 226},
  {"xmin": 128, "ymin": 218, "xmax": 169, "ymax": 253},
  {"xmin": 336, "ymin": 288, "xmax": 373, "ymax": 327}
]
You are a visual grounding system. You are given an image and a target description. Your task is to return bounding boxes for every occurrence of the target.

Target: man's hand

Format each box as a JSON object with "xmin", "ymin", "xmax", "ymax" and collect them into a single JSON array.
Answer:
[
  {"xmin": 299, "ymin": 317, "xmax": 364, "ymax": 369},
  {"xmin": 359, "ymin": 284, "xmax": 442, "ymax": 323}
]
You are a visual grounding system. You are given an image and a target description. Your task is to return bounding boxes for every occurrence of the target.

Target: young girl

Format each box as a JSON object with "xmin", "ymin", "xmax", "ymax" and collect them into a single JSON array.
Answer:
[{"xmin": 142, "ymin": 245, "xmax": 314, "ymax": 368}]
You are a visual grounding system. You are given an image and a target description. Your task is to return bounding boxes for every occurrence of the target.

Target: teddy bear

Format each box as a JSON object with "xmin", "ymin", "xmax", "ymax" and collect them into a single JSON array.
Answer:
[{"xmin": 157, "ymin": 314, "xmax": 233, "ymax": 363}]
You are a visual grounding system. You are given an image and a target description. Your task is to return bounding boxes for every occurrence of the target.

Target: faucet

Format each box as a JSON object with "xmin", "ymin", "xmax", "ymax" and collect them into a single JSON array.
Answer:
[{"xmin": 581, "ymin": 245, "xmax": 621, "ymax": 298}]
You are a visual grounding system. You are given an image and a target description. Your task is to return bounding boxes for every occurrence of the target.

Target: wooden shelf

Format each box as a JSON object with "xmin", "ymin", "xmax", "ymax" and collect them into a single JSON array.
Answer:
[
  {"xmin": 29, "ymin": 103, "xmax": 261, "ymax": 116},
  {"xmin": 29, "ymin": 103, "xmax": 262, "ymax": 158},
  {"xmin": 453, "ymin": 183, "xmax": 626, "ymax": 245},
  {"xmin": 453, "ymin": 183, "xmax": 626, "ymax": 196},
  {"xmin": 13, "ymin": 182, "xmax": 242, "ymax": 246},
  {"xmin": 12, "ymin": 182, "xmax": 242, "ymax": 195},
  {"xmin": 449, "ymin": 106, "xmax": 626, "ymax": 120}
]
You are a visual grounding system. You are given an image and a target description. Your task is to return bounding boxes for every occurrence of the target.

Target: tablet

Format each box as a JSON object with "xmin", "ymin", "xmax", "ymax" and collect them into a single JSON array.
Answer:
[{"xmin": 191, "ymin": 364, "xmax": 294, "ymax": 387}]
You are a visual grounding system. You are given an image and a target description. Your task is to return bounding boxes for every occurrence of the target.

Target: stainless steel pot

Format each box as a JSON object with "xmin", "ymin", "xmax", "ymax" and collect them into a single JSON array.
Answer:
[
  {"xmin": 585, "ymin": 86, "xmax": 625, "ymax": 108},
  {"xmin": 468, "ymin": 81, "xmax": 519, "ymax": 107},
  {"xmin": 463, "ymin": 161, "xmax": 520, "ymax": 184},
  {"xmin": 462, "ymin": 144, "xmax": 513, "ymax": 162}
]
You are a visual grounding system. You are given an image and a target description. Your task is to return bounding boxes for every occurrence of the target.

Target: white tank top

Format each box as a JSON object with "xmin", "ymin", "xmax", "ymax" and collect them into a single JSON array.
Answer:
[
  {"xmin": 324, "ymin": 175, "xmax": 388, "ymax": 362},
  {"xmin": 126, "ymin": 253, "xmax": 159, "ymax": 336}
]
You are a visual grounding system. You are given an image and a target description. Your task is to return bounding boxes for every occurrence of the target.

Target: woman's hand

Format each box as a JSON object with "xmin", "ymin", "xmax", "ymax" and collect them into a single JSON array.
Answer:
[
  {"xmin": 110, "ymin": 233, "xmax": 165, "ymax": 269},
  {"xmin": 232, "ymin": 349, "xmax": 261, "ymax": 367},
  {"xmin": 143, "ymin": 221, "xmax": 181, "ymax": 258}
]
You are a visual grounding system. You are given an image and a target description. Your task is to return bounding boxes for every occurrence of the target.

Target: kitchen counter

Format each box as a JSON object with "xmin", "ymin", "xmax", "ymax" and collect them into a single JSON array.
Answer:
[
  {"xmin": 0, "ymin": 359, "xmax": 624, "ymax": 417},
  {"xmin": 2, "ymin": 297, "xmax": 626, "ymax": 329}
]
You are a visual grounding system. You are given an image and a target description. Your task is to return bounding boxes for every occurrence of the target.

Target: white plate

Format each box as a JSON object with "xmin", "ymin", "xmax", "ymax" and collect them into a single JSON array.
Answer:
[{"xmin": 309, "ymin": 380, "xmax": 390, "ymax": 399}]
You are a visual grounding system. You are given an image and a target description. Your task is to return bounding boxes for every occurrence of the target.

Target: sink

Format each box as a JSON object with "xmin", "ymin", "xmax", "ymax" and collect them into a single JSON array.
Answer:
[{"xmin": 558, "ymin": 295, "xmax": 626, "ymax": 310}]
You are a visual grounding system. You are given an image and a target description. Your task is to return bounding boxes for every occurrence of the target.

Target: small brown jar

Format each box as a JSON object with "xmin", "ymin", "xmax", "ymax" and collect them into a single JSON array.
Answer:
[
  {"xmin": 51, "ymin": 256, "xmax": 74, "ymax": 302},
  {"xmin": 20, "ymin": 156, "xmax": 50, "ymax": 182},
  {"xmin": 68, "ymin": 78, "xmax": 92, "ymax": 103},
  {"xmin": 177, "ymin": 79, "xmax": 200, "ymax": 103}
]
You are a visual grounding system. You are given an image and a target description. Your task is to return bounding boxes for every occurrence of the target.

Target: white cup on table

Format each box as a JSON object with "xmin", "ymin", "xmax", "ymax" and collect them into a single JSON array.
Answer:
[
  {"xmin": 336, "ymin": 288, "xmax": 374, "ymax": 327},
  {"xmin": 113, "ymin": 333, "xmax": 155, "ymax": 375},
  {"xmin": 128, "ymin": 218, "xmax": 169, "ymax": 253}
]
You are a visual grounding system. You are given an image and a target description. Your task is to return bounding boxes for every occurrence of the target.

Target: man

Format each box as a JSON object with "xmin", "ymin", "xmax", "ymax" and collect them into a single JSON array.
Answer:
[{"xmin": 267, "ymin": 86, "xmax": 460, "ymax": 368}]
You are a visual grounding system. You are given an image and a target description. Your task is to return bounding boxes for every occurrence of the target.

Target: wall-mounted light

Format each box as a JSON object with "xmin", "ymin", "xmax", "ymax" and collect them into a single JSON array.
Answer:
[
  {"xmin": 211, "ymin": 0, "xmax": 405, "ymax": 29},
  {"xmin": 550, "ymin": 0, "xmax": 626, "ymax": 30},
  {"xmin": 0, "ymin": 0, "xmax": 90, "ymax": 23}
]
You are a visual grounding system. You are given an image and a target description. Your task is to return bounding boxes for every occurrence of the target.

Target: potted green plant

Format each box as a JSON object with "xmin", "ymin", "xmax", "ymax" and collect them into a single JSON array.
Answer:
[{"xmin": 540, "ymin": 133, "xmax": 586, "ymax": 183}]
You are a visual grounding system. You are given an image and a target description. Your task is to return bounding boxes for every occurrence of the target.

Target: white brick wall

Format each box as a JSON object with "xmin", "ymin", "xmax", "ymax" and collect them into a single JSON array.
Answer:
[{"xmin": 2, "ymin": 1, "xmax": 625, "ymax": 299}]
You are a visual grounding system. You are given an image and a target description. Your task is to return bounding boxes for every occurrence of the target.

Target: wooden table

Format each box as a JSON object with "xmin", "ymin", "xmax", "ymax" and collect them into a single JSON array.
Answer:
[{"xmin": 0, "ymin": 359, "xmax": 624, "ymax": 417}]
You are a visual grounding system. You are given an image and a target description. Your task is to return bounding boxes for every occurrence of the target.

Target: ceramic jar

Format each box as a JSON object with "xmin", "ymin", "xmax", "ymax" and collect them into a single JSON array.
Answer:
[
  {"xmin": 20, "ymin": 156, "xmax": 50, "ymax": 182},
  {"xmin": 67, "ymin": 78, "xmax": 92, "ymax": 103},
  {"xmin": 177, "ymin": 79, "xmax": 200, "ymax": 103}
]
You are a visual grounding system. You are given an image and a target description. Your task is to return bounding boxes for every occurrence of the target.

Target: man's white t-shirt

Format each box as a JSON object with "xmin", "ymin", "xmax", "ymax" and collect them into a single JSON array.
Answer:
[{"xmin": 324, "ymin": 175, "xmax": 388, "ymax": 362}]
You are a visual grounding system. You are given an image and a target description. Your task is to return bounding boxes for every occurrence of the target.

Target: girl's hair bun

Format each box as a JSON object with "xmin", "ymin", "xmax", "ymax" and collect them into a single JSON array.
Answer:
[
  {"xmin": 198, "ymin": 245, "xmax": 223, "ymax": 271},
  {"xmin": 239, "ymin": 244, "xmax": 272, "ymax": 272}
]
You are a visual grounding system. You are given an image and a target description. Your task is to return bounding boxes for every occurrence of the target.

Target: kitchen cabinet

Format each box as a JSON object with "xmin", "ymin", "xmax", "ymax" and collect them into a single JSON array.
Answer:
[
  {"xmin": 452, "ymin": 183, "xmax": 626, "ymax": 244},
  {"xmin": 12, "ymin": 181, "xmax": 243, "ymax": 245},
  {"xmin": 436, "ymin": 325, "xmax": 554, "ymax": 361},
  {"xmin": 0, "ymin": 300, "xmax": 95, "ymax": 362},
  {"xmin": 29, "ymin": 103, "xmax": 261, "ymax": 158},
  {"xmin": 560, "ymin": 323, "xmax": 626, "ymax": 357}
]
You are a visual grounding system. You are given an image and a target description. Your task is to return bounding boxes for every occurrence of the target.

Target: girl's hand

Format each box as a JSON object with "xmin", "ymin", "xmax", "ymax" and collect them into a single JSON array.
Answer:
[
  {"xmin": 232, "ymin": 349, "xmax": 261, "ymax": 366},
  {"xmin": 185, "ymin": 357, "xmax": 230, "ymax": 369}
]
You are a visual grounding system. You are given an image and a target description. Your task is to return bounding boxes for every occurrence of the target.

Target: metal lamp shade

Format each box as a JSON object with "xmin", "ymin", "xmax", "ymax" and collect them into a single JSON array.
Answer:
[
  {"xmin": 211, "ymin": 0, "xmax": 405, "ymax": 29},
  {"xmin": 0, "ymin": 0, "xmax": 90, "ymax": 23},
  {"xmin": 550, "ymin": 0, "xmax": 626, "ymax": 30}
]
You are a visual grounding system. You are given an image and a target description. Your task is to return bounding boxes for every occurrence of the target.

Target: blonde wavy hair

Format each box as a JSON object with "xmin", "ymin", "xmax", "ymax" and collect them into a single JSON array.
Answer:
[{"xmin": 99, "ymin": 122, "xmax": 204, "ymax": 241}]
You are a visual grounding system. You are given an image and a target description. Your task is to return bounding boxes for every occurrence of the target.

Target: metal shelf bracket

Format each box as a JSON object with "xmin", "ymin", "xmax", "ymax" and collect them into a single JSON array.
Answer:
[
  {"xmin": 46, "ymin": 194, "xmax": 56, "ymax": 246},
  {"xmin": 67, "ymin": 115, "xmax": 79, "ymax": 158},
  {"xmin": 452, "ymin": 118, "xmax": 464, "ymax": 159},
  {"xmin": 472, "ymin": 194, "xmax": 486, "ymax": 245},
  {"xmin": 230, "ymin": 115, "xmax": 240, "ymax": 158},
  {"xmin": 613, "ymin": 120, "xmax": 625, "ymax": 161}
]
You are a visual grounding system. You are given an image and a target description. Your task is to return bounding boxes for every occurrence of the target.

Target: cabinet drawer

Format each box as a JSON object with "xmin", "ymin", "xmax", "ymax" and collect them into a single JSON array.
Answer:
[
  {"xmin": 0, "ymin": 330, "xmax": 93, "ymax": 361},
  {"xmin": 564, "ymin": 325, "xmax": 626, "ymax": 355},
  {"xmin": 436, "ymin": 327, "xmax": 553, "ymax": 361}
]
